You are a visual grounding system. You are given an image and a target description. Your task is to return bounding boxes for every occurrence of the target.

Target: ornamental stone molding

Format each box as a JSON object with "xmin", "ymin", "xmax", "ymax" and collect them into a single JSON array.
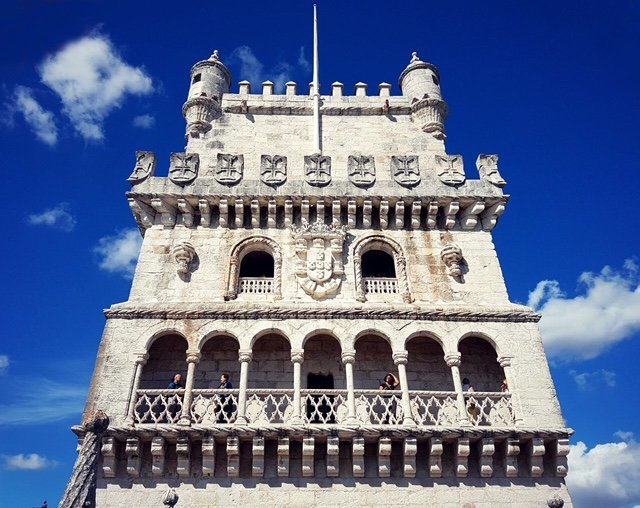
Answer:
[
  {"xmin": 441, "ymin": 244, "xmax": 463, "ymax": 277},
  {"xmin": 477, "ymin": 154, "xmax": 506, "ymax": 187},
  {"xmin": 391, "ymin": 155, "xmax": 420, "ymax": 186},
  {"xmin": 393, "ymin": 352, "xmax": 409, "ymax": 365},
  {"xmin": 444, "ymin": 353, "xmax": 461, "ymax": 367},
  {"xmin": 216, "ymin": 154, "xmax": 244, "ymax": 185},
  {"xmin": 169, "ymin": 152, "xmax": 199, "ymax": 185},
  {"xmin": 290, "ymin": 350, "xmax": 305, "ymax": 363},
  {"xmin": 348, "ymin": 155, "xmax": 376, "ymax": 187},
  {"xmin": 291, "ymin": 220, "xmax": 348, "ymax": 299},
  {"xmin": 341, "ymin": 351, "xmax": 356, "ymax": 364},
  {"xmin": 260, "ymin": 155, "xmax": 287, "ymax": 186},
  {"xmin": 353, "ymin": 235, "xmax": 413, "ymax": 303},
  {"xmin": 304, "ymin": 154, "xmax": 332, "ymax": 186},
  {"xmin": 182, "ymin": 96, "xmax": 218, "ymax": 138},
  {"xmin": 238, "ymin": 350, "xmax": 253, "ymax": 363},
  {"xmin": 435, "ymin": 154, "xmax": 465, "ymax": 186},
  {"xmin": 172, "ymin": 241, "xmax": 196, "ymax": 276},
  {"xmin": 128, "ymin": 151, "xmax": 156, "ymax": 184},
  {"xmin": 226, "ymin": 236, "xmax": 282, "ymax": 300}
]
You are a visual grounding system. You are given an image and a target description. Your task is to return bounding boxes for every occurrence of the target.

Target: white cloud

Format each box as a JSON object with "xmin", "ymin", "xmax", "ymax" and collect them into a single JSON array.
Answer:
[
  {"xmin": 39, "ymin": 35, "xmax": 153, "ymax": 141},
  {"xmin": 569, "ymin": 369, "xmax": 616, "ymax": 390},
  {"xmin": 133, "ymin": 114, "xmax": 155, "ymax": 129},
  {"xmin": 230, "ymin": 46, "xmax": 309, "ymax": 93},
  {"xmin": 93, "ymin": 228, "xmax": 142, "ymax": 278},
  {"xmin": 0, "ymin": 378, "xmax": 86, "ymax": 426},
  {"xmin": 3, "ymin": 453, "xmax": 57, "ymax": 470},
  {"xmin": 615, "ymin": 431, "xmax": 635, "ymax": 442},
  {"xmin": 0, "ymin": 355, "xmax": 8, "ymax": 373},
  {"xmin": 567, "ymin": 437, "xmax": 640, "ymax": 508},
  {"xmin": 528, "ymin": 259, "xmax": 640, "ymax": 361},
  {"xmin": 11, "ymin": 86, "xmax": 58, "ymax": 145},
  {"xmin": 27, "ymin": 203, "xmax": 76, "ymax": 232}
]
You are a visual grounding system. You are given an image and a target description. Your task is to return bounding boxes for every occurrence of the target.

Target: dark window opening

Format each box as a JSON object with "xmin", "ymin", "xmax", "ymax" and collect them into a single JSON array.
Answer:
[
  {"xmin": 306, "ymin": 373, "xmax": 335, "ymax": 423},
  {"xmin": 239, "ymin": 251, "xmax": 274, "ymax": 277},
  {"xmin": 432, "ymin": 74, "xmax": 439, "ymax": 86},
  {"xmin": 192, "ymin": 73, "xmax": 202, "ymax": 84},
  {"xmin": 362, "ymin": 250, "xmax": 396, "ymax": 278}
]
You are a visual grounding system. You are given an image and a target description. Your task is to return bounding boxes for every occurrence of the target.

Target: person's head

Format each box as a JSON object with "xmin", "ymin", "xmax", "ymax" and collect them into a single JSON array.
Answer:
[
  {"xmin": 220, "ymin": 373, "xmax": 229, "ymax": 383},
  {"xmin": 462, "ymin": 378, "xmax": 470, "ymax": 385},
  {"xmin": 173, "ymin": 373, "xmax": 182, "ymax": 383},
  {"xmin": 384, "ymin": 373, "xmax": 394, "ymax": 384}
]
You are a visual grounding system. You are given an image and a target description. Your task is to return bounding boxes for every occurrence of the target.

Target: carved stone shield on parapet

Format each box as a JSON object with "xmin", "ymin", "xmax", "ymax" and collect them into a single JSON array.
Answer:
[
  {"xmin": 291, "ymin": 220, "xmax": 348, "ymax": 299},
  {"xmin": 476, "ymin": 154, "xmax": 506, "ymax": 187},
  {"xmin": 436, "ymin": 154, "xmax": 465, "ymax": 186},
  {"xmin": 348, "ymin": 155, "xmax": 376, "ymax": 187},
  {"xmin": 216, "ymin": 154, "xmax": 244, "ymax": 185},
  {"xmin": 128, "ymin": 151, "xmax": 156, "ymax": 184},
  {"xmin": 391, "ymin": 155, "xmax": 420, "ymax": 186},
  {"xmin": 169, "ymin": 152, "xmax": 199, "ymax": 185},
  {"xmin": 261, "ymin": 155, "xmax": 287, "ymax": 186},
  {"xmin": 305, "ymin": 154, "xmax": 332, "ymax": 186}
]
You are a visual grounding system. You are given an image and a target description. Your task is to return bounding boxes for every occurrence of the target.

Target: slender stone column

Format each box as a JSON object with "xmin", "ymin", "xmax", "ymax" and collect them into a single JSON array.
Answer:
[
  {"xmin": 236, "ymin": 349, "xmax": 252, "ymax": 424},
  {"xmin": 393, "ymin": 351, "xmax": 415, "ymax": 426},
  {"xmin": 341, "ymin": 351, "xmax": 357, "ymax": 422},
  {"xmin": 126, "ymin": 353, "xmax": 148, "ymax": 425},
  {"xmin": 290, "ymin": 349, "xmax": 304, "ymax": 423},
  {"xmin": 498, "ymin": 355, "xmax": 524, "ymax": 424},
  {"xmin": 178, "ymin": 350, "xmax": 201, "ymax": 426},
  {"xmin": 445, "ymin": 353, "xmax": 471, "ymax": 426}
]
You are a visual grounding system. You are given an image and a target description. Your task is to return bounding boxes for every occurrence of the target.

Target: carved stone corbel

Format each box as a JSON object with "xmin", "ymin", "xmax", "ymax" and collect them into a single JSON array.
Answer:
[
  {"xmin": 227, "ymin": 435, "xmax": 240, "ymax": 477},
  {"xmin": 173, "ymin": 241, "xmax": 196, "ymax": 276},
  {"xmin": 302, "ymin": 436, "xmax": 315, "ymax": 477},
  {"xmin": 176, "ymin": 435, "xmax": 190, "ymax": 477},
  {"xmin": 529, "ymin": 437, "xmax": 545, "ymax": 477},
  {"xmin": 404, "ymin": 437, "xmax": 417, "ymax": 478},
  {"xmin": 554, "ymin": 438, "xmax": 570, "ymax": 477},
  {"xmin": 456, "ymin": 437, "xmax": 470, "ymax": 477},
  {"xmin": 101, "ymin": 436, "xmax": 117, "ymax": 478},
  {"xmin": 202, "ymin": 435, "xmax": 215, "ymax": 476},
  {"xmin": 252, "ymin": 435, "xmax": 265, "ymax": 477},
  {"xmin": 326, "ymin": 435, "xmax": 339, "ymax": 477},
  {"xmin": 441, "ymin": 244, "xmax": 463, "ymax": 277},
  {"xmin": 478, "ymin": 437, "xmax": 495, "ymax": 478},
  {"xmin": 429, "ymin": 436, "xmax": 443, "ymax": 477},
  {"xmin": 151, "ymin": 436, "xmax": 166, "ymax": 476},
  {"xmin": 352, "ymin": 436, "xmax": 365, "ymax": 477},
  {"xmin": 125, "ymin": 437, "xmax": 141, "ymax": 477},
  {"xmin": 277, "ymin": 436, "xmax": 290, "ymax": 477},
  {"xmin": 378, "ymin": 437, "xmax": 392, "ymax": 477},
  {"xmin": 505, "ymin": 437, "xmax": 520, "ymax": 477}
]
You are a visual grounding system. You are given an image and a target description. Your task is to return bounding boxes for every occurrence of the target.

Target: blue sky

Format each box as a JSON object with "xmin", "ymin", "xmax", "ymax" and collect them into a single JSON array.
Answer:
[{"xmin": 1, "ymin": 0, "xmax": 639, "ymax": 506}]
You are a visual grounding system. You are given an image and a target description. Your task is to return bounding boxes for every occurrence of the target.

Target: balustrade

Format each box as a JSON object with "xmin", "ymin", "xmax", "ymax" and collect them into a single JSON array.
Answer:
[
  {"xmin": 464, "ymin": 392, "xmax": 515, "ymax": 426},
  {"xmin": 190, "ymin": 389, "xmax": 240, "ymax": 424},
  {"xmin": 301, "ymin": 390, "xmax": 348, "ymax": 424},
  {"xmin": 238, "ymin": 277, "xmax": 273, "ymax": 294},
  {"xmin": 363, "ymin": 277, "xmax": 398, "ymax": 294},
  {"xmin": 134, "ymin": 389, "xmax": 184, "ymax": 424}
]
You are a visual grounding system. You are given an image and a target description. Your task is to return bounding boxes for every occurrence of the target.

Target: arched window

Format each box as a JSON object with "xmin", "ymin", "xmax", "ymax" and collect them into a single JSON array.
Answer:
[
  {"xmin": 353, "ymin": 236, "xmax": 412, "ymax": 303},
  {"xmin": 226, "ymin": 237, "xmax": 282, "ymax": 300}
]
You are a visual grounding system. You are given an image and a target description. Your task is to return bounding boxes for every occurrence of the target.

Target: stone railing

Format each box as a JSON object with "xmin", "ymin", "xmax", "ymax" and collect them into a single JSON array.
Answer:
[
  {"xmin": 244, "ymin": 389, "xmax": 294, "ymax": 423},
  {"xmin": 408, "ymin": 391, "xmax": 460, "ymax": 425},
  {"xmin": 354, "ymin": 390, "xmax": 403, "ymax": 424},
  {"xmin": 301, "ymin": 389, "xmax": 348, "ymax": 424},
  {"xmin": 465, "ymin": 392, "xmax": 515, "ymax": 426},
  {"xmin": 133, "ymin": 389, "xmax": 184, "ymax": 424},
  {"xmin": 238, "ymin": 277, "xmax": 273, "ymax": 295},
  {"xmin": 363, "ymin": 277, "xmax": 398, "ymax": 294},
  {"xmin": 190, "ymin": 389, "xmax": 239, "ymax": 424}
]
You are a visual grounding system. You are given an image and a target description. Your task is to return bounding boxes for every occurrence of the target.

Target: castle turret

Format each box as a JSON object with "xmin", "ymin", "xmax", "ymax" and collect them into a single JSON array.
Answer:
[
  {"xmin": 399, "ymin": 52, "xmax": 448, "ymax": 139},
  {"xmin": 182, "ymin": 50, "xmax": 232, "ymax": 138}
]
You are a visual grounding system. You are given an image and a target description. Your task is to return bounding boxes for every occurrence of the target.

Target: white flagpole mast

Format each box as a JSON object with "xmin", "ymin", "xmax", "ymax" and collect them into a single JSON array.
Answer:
[{"xmin": 313, "ymin": 4, "xmax": 321, "ymax": 154}]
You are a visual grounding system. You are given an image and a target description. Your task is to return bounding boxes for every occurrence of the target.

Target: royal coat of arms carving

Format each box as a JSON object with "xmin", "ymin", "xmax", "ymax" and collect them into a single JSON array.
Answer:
[
  {"xmin": 169, "ymin": 152, "xmax": 199, "ymax": 185},
  {"xmin": 290, "ymin": 220, "xmax": 348, "ymax": 299},
  {"xmin": 304, "ymin": 154, "xmax": 332, "ymax": 186},
  {"xmin": 348, "ymin": 155, "xmax": 376, "ymax": 187},
  {"xmin": 435, "ymin": 154, "xmax": 465, "ymax": 185},
  {"xmin": 261, "ymin": 155, "xmax": 287, "ymax": 186},
  {"xmin": 391, "ymin": 156, "xmax": 420, "ymax": 186},
  {"xmin": 216, "ymin": 154, "xmax": 244, "ymax": 185},
  {"xmin": 128, "ymin": 151, "xmax": 156, "ymax": 184},
  {"xmin": 476, "ymin": 154, "xmax": 506, "ymax": 187}
]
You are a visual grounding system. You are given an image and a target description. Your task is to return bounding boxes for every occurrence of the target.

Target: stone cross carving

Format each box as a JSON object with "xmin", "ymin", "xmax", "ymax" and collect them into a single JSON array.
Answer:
[
  {"xmin": 128, "ymin": 151, "xmax": 156, "ymax": 184},
  {"xmin": 477, "ymin": 154, "xmax": 506, "ymax": 187},
  {"xmin": 216, "ymin": 154, "xmax": 244, "ymax": 185},
  {"xmin": 169, "ymin": 152, "xmax": 199, "ymax": 185},
  {"xmin": 435, "ymin": 154, "xmax": 465, "ymax": 185},
  {"xmin": 348, "ymin": 155, "xmax": 376, "ymax": 186},
  {"xmin": 291, "ymin": 220, "xmax": 348, "ymax": 299},
  {"xmin": 261, "ymin": 155, "xmax": 287, "ymax": 186},
  {"xmin": 391, "ymin": 156, "xmax": 420, "ymax": 186},
  {"xmin": 304, "ymin": 154, "xmax": 332, "ymax": 186}
]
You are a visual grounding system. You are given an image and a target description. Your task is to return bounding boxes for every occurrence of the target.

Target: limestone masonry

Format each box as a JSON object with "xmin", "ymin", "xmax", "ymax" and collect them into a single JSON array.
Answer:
[{"xmin": 63, "ymin": 45, "xmax": 573, "ymax": 507}]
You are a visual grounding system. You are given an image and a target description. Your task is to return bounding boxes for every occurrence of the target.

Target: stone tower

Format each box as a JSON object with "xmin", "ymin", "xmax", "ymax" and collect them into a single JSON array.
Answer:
[{"xmin": 68, "ymin": 45, "xmax": 573, "ymax": 507}]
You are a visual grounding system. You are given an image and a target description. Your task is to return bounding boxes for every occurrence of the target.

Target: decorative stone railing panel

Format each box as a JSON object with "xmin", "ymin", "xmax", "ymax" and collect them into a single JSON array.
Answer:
[
  {"xmin": 238, "ymin": 277, "xmax": 273, "ymax": 295},
  {"xmin": 190, "ymin": 389, "xmax": 239, "ymax": 424},
  {"xmin": 363, "ymin": 278, "xmax": 398, "ymax": 294},
  {"xmin": 408, "ymin": 391, "xmax": 460, "ymax": 425},
  {"xmin": 134, "ymin": 390, "xmax": 184, "ymax": 424},
  {"xmin": 245, "ymin": 389, "xmax": 294, "ymax": 423},
  {"xmin": 465, "ymin": 392, "xmax": 515, "ymax": 426},
  {"xmin": 301, "ymin": 390, "xmax": 348, "ymax": 424},
  {"xmin": 354, "ymin": 390, "xmax": 403, "ymax": 424}
]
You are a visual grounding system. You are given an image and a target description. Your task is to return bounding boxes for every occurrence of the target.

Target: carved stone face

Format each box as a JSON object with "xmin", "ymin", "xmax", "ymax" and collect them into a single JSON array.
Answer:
[
  {"xmin": 477, "ymin": 154, "xmax": 506, "ymax": 187},
  {"xmin": 436, "ymin": 154, "xmax": 465, "ymax": 186}
]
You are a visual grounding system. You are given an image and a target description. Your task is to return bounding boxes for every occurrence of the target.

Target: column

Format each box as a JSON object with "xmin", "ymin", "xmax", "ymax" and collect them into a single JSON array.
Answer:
[
  {"xmin": 290, "ymin": 349, "xmax": 304, "ymax": 423},
  {"xmin": 235, "ymin": 349, "xmax": 252, "ymax": 424},
  {"xmin": 178, "ymin": 350, "xmax": 201, "ymax": 426},
  {"xmin": 393, "ymin": 351, "xmax": 415, "ymax": 426},
  {"xmin": 498, "ymin": 355, "xmax": 524, "ymax": 424},
  {"xmin": 341, "ymin": 351, "xmax": 357, "ymax": 422},
  {"xmin": 126, "ymin": 353, "xmax": 148, "ymax": 425},
  {"xmin": 445, "ymin": 353, "xmax": 471, "ymax": 426}
]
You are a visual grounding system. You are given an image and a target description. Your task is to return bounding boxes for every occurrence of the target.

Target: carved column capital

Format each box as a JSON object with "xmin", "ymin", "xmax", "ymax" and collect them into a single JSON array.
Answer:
[
  {"xmin": 238, "ymin": 350, "xmax": 253, "ymax": 363},
  {"xmin": 393, "ymin": 351, "xmax": 409, "ymax": 366},
  {"xmin": 498, "ymin": 355, "xmax": 513, "ymax": 368},
  {"xmin": 341, "ymin": 351, "xmax": 356, "ymax": 364},
  {"xmin": 290, "ymin": 350, "xmax": 305, "ymax": 364},
  {"xmin": 132, "ymin": 353, "xmax": 149, "ymax": 365},
  {"xmin": 185, "ymin": 351, "xmax": 201, "ymax": 364},
  {"xmin": 445, "ymin": 353, "xmax": 461, "ymax": 367}
]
